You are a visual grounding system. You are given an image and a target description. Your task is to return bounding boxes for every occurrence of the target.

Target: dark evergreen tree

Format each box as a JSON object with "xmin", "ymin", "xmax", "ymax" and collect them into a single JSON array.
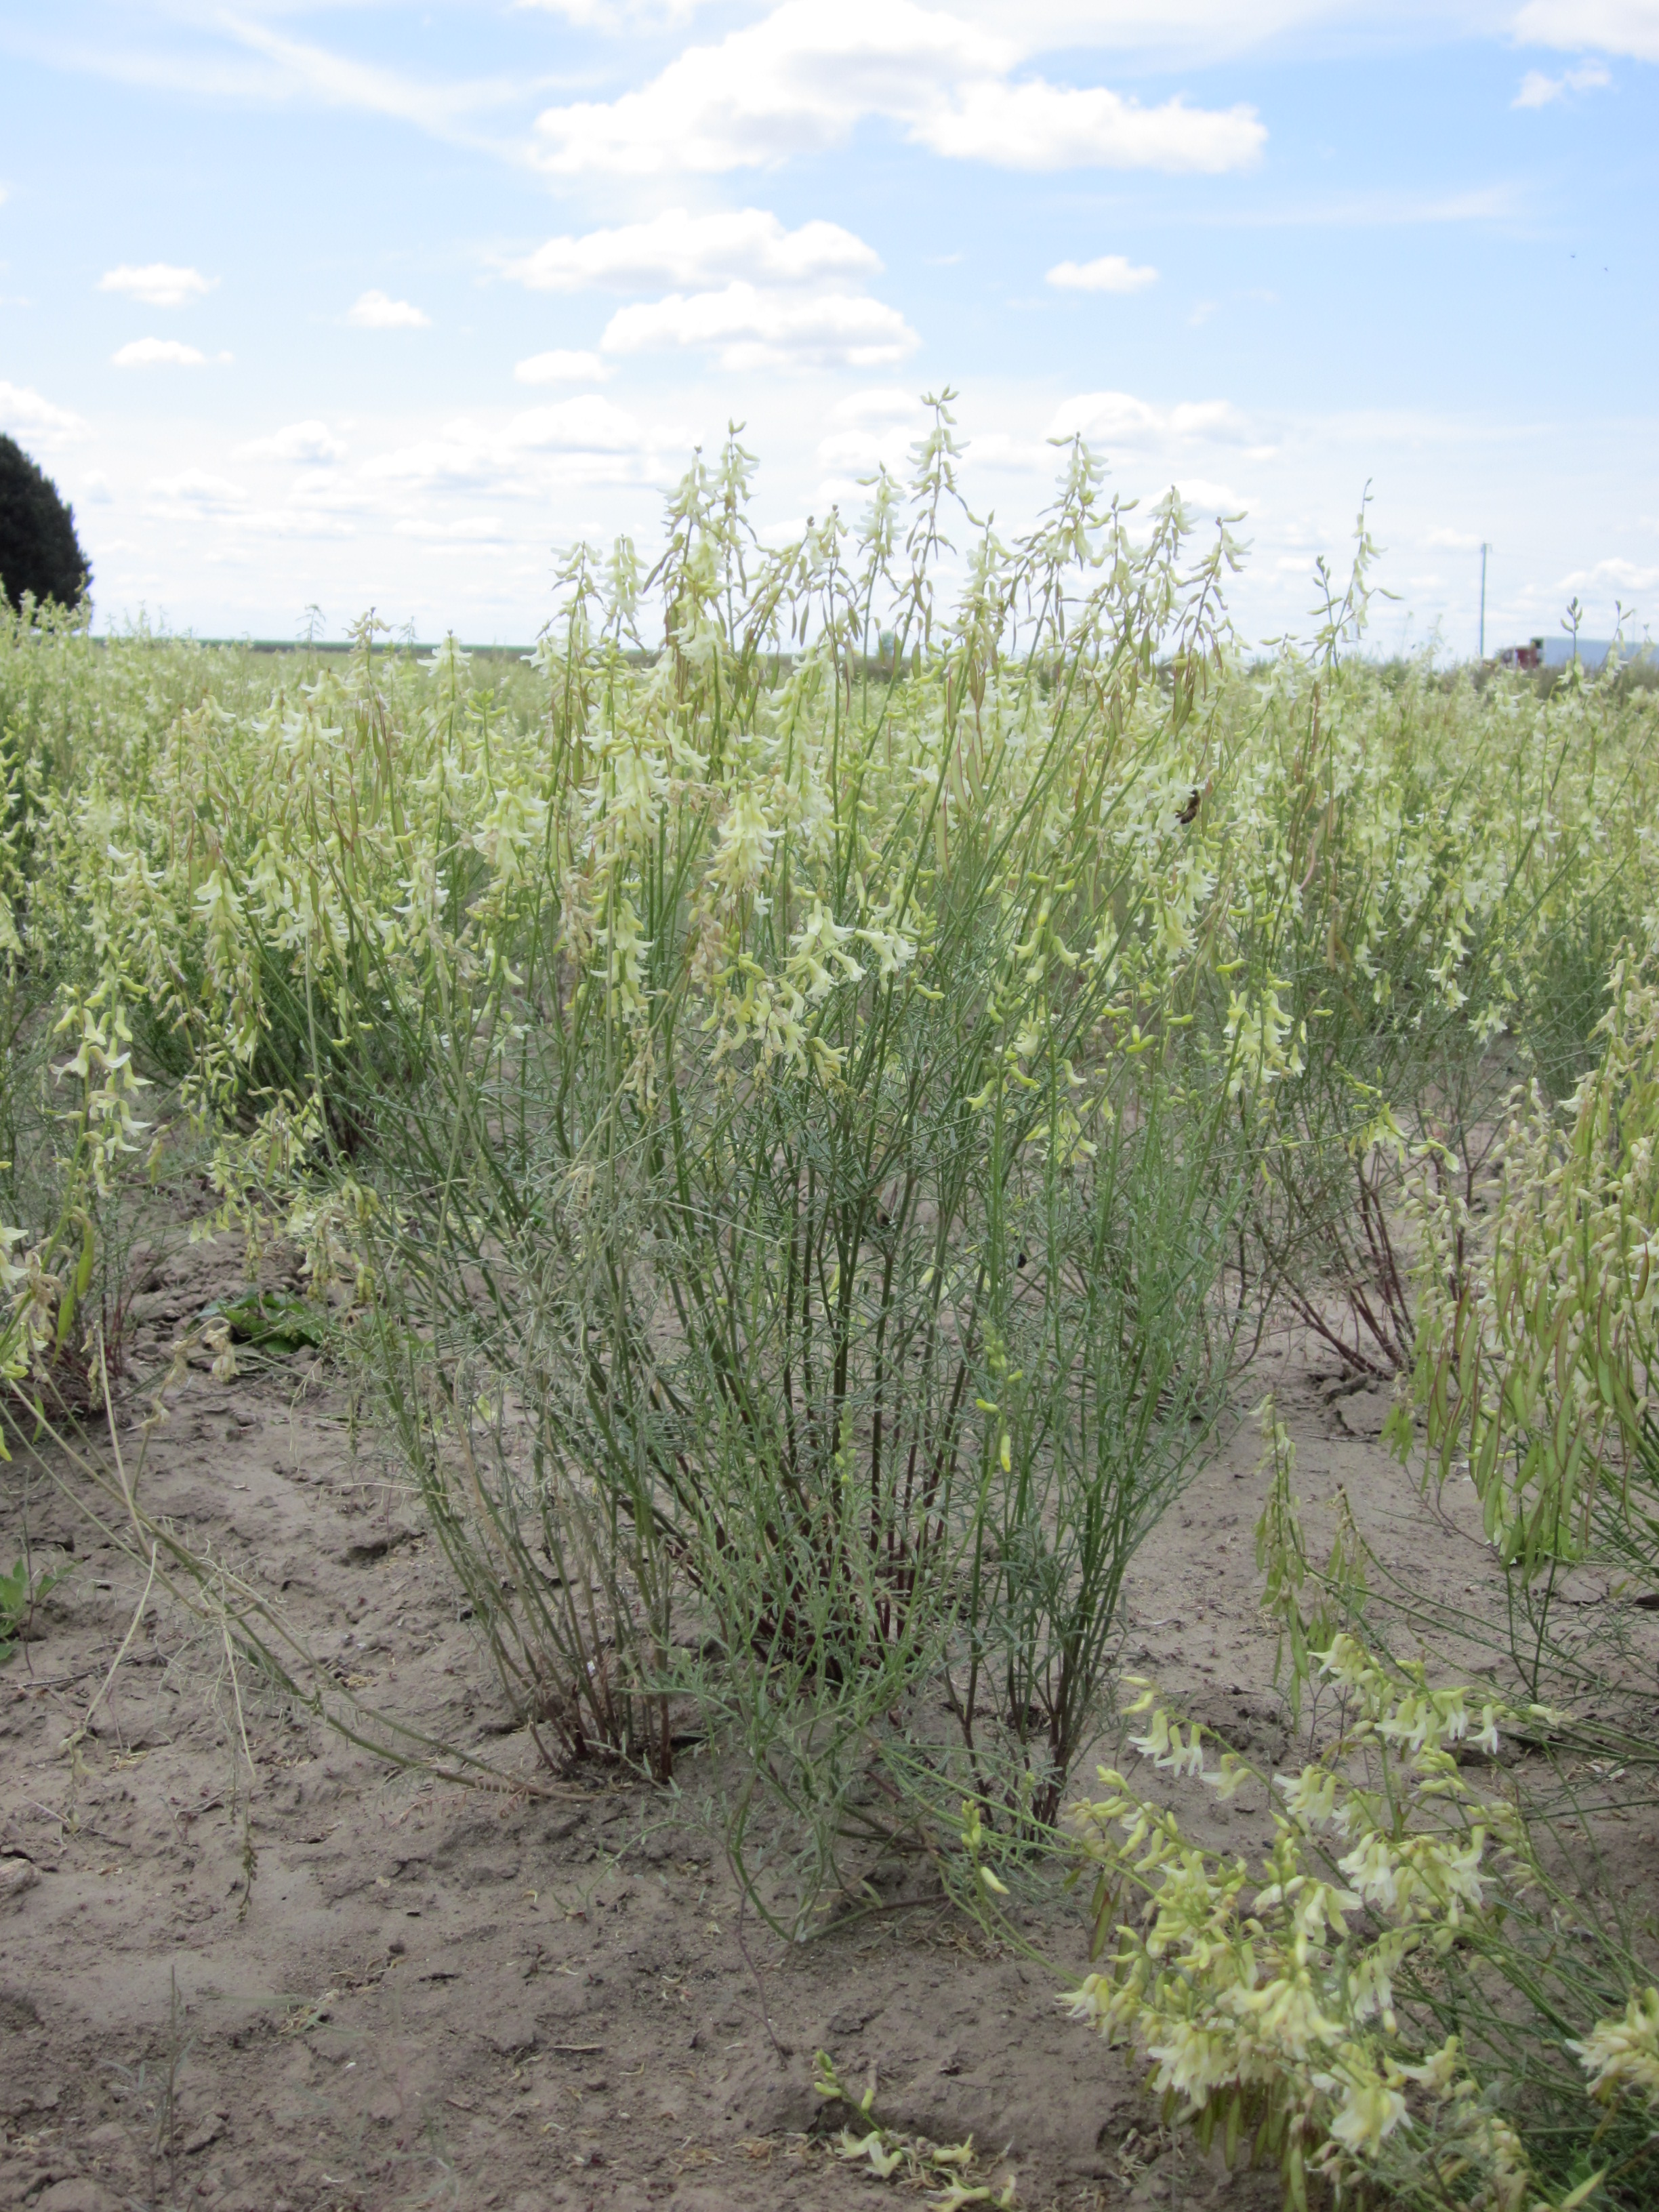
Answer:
[{"xmin": 0, "ymin": 436, "xmax": 91, "ymax": 613}]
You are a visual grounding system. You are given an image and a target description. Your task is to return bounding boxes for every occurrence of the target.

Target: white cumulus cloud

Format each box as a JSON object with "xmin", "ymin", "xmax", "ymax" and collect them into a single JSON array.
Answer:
[
  {"xmin": 503, "ymin": 207, "xmax": 881, "ymax": 292},
  {"xmin": 98, "ymin": 262, "xmax": 216, "ymax": 308},
  {"xmin": 512, "ymin": 396, "xmax": 671, "ymax": 454},
  {"xmin": 346, "ymin": 289, "xmax": 430, "ymax": 329},
  {"xmin": 237, "ymin": 419, "xmax": 349, "ymax": 464},
  {"xmin": 964, "ymin": 430, "xmax": 1054, "ymax": 471},
  {"xmin": 1049, "ymin": 390, "xmax": 1251, "ymax": 446},
  {"xmin": 531, "ymin": 0, "xmax": 1265, "ymax": 176},
  {"xmin": 914, "ymin": 77, "xmax": 1258, "ymax": 167},
  {"xmin": 146, "ymin": 470, "xmax": 250, "ymax": 517},
  {"xmin": 815, "ymin": 386, "xmax": 930, "ymax": 476},
  {"xmin": 1046, "ymin": 253, "xmax": 1159, "ymax": 292},
  {"xmin": 947, "ymin": 1, "xmax": 1433, "ymax": 55},
  {"xmin": 401, "ymin": 515, "xmax": 512, "ymax": 544},
  {"xmin": 828, "ymin": 387, "xmax": 924, "ymax": 428},
  {"xmin": 1171, "ymin": 474, "xmax": 1245, "ymax": 512},
  {"xmin": 1513, "ymin": 59, "xmax": 1612, "ymax": 104},
  {"xmin": 361, "ymin": 396, "xmax": 695, "ymax": 495},
  {"xmin": 514, "ymin": 0, "xmax": 730, "ymax": 20},
  {"xmin": 1513, "ymin": 1, "xmax": 1659, "ymax": 60},
  {"xmin": 0, "ymin": 380, "xmax": 87, "ymax": 450},
  {"xmin": 514, "ymin": 351, "xmax": 610, "ymax": 384},
  {"xmin": 516, "ymin": 0, "xmax": 1449, "ymax": 57},
  {"xmin": 112, "ymin": 338, "xmax": 215, "ymax": 367},
  {"xmin": 239, "ymin": 507, "xmax": 359, "ymax": 541},
  {"xmin": 601, "ymin": 281, "xmax": 918, "ymax": 369},
  {"xmin": 1557, "ymin": 554, "xmax": 1659, "ymax": 592}
]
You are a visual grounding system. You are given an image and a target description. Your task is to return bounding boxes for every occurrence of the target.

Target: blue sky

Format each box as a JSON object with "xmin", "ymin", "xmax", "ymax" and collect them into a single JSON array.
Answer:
[{"xmin": 1, "ymin": 0, "xmax": 1656, "ymax": 653}]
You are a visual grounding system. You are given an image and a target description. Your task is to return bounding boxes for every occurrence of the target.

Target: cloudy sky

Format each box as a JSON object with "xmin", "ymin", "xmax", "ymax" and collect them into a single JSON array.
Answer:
[{"xmin": 1, "ymin": 0, "xmax": 1656, "ymax": 652}]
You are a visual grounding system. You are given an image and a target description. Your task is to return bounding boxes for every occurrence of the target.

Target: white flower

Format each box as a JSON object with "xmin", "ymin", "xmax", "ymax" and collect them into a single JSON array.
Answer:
[
  {"xmin": 1569, "ymin": 1988, "xmax": 1659, "ymax": 2105},
  {"xmin": 1328, "ymin": 2068, "xmax": 1408, "ymax": 2153}
]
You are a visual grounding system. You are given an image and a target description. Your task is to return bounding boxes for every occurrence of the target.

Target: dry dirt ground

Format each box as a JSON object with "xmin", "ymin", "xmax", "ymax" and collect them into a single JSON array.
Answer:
[{"xmin": 2, "ymin": 1238, "xmax": 1642, "ymax": 2212}]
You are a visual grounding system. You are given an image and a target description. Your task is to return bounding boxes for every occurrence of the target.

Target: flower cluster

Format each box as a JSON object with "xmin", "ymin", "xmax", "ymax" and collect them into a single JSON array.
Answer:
[
  {"xmin": 1570, "ymin": 1988, "xmax": 1659, "ymax": 2109},
  {"xmin": 1063, "ymin": 1647, "xmax": 1602, "ymax": 2211}
]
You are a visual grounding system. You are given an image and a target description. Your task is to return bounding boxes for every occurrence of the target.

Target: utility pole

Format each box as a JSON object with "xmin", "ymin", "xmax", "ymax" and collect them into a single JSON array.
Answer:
[{"xmin": 1478, "ymin": 542, "xmax": 1490, "ymax": 661}]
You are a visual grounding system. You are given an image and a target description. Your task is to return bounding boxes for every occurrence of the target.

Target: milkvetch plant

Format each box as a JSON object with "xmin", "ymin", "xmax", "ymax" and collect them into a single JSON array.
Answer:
[{"xmin": 351, "ymin": 411, "xmax": 1256, "ymax": 1864}]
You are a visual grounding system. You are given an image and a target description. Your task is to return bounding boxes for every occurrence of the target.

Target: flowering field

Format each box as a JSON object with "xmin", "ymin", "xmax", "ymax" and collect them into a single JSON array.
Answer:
[{"xmin": 4, "ymin": 418, "xmax": 1659, "ymax": 2209}]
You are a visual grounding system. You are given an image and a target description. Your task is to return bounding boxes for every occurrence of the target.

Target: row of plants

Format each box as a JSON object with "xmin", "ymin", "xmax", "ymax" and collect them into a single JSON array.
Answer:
[{"xmin": 3, "ymin": 406, "xmax": 1658, "ymax": 2203}]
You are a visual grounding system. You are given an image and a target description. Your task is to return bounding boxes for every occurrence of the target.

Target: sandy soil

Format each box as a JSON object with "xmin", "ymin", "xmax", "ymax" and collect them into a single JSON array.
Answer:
[{"xmin": 2, "ymin": 1238, "xmax": 1639, "ymax": 2212}]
